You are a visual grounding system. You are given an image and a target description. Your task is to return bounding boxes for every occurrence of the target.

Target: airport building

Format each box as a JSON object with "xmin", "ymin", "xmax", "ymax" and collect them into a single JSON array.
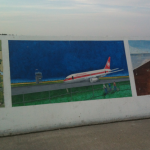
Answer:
[{"xmin": 133, "ymin": 61, "xmax": 150, "ymax": 96}]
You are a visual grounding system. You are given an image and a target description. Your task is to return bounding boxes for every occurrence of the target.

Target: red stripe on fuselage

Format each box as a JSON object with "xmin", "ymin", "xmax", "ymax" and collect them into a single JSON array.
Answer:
[{"xmin": 64, "ymin": 71, "xmax": 108, "ymax": 81}]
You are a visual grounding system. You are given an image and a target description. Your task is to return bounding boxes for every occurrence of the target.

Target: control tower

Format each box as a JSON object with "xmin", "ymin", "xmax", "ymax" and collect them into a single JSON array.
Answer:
[{"xmin": 35, "ymin": 72, "xmax": 42, "ymax": 84}]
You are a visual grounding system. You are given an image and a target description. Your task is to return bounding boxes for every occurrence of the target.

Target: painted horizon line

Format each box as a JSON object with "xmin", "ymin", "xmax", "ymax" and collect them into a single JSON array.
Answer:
[{"xmin": 11, "ymin": 76, "xmax": 129, "ymax": 85}]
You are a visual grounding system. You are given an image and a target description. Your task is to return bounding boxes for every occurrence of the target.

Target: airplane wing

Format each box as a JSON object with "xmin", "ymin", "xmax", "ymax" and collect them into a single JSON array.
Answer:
[{"xmin": 96, "ymin": 69, "xmax": 124, "ymax": 78}]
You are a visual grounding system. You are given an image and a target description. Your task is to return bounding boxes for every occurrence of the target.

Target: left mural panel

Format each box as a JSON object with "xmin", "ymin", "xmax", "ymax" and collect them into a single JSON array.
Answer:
[
  {"xmin": 9, "ymin": 40, "xmax": 132, "ymax": 107},
  {"xmin": 0, "ymin": 41, "xmax": 4, "ymax": 107}
]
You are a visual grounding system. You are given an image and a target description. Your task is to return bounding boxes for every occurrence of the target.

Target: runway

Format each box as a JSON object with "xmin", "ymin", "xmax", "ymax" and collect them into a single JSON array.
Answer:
[{"xmin": 11, "ymin": 78, "xmax": 129, "ymax": 96}]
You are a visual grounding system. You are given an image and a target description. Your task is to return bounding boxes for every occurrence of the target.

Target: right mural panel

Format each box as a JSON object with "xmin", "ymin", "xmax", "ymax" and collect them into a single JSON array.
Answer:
[{"xmin": 129, "ymin": 40, "xmax": 150, "ymax": 96}]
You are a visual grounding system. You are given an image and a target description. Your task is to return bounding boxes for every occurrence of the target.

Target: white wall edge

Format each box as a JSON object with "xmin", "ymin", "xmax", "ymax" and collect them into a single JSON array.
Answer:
[{"xmin": 0, "ymin": 36, "xmax": 150, "ymax": 136}]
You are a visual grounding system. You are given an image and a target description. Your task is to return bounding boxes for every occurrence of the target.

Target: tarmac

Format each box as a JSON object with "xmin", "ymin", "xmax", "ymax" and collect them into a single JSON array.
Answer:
[
  {"xmin": 1, "ymin": 118, "xmax": 150, "ymax": 150},
  {"xmin": 11, "ymin": 77, "xmax": 129, "ymax": 95}
]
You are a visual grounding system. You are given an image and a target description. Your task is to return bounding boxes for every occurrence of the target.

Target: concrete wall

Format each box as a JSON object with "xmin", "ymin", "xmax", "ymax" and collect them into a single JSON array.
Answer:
[{"xmin": 0, "ymin": 36, "xmax": 150, "ymax": 136}]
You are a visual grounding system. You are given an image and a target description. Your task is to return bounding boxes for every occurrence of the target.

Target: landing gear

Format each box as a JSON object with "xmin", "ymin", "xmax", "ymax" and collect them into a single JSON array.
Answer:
[{"xmin": 89, "ymin": 77, "xmax": 99, "ymax": 83}]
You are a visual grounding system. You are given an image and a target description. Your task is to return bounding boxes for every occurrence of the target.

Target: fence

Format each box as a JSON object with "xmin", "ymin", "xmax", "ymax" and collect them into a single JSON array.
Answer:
[{"xmin": 12, "ymin": 81, "xmax": 131, "ymax": 106}]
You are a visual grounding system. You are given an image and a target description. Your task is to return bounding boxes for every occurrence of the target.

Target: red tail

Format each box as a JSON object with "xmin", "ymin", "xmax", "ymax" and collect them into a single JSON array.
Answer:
[{"xmin": 104, "ymin": 57, "xmax": 111, "ymax": 69}]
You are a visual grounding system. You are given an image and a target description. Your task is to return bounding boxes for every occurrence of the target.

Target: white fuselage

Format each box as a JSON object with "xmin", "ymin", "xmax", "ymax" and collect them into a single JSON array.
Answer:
[{"xmin": 64, "ymin": 69, "xmax": 111, "ymax": 83}]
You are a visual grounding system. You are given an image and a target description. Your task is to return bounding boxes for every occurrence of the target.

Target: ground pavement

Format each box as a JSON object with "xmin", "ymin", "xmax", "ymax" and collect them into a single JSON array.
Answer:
[{"xmin": 1, "ymin": 119, "xmax": 150, "ymax": 150}]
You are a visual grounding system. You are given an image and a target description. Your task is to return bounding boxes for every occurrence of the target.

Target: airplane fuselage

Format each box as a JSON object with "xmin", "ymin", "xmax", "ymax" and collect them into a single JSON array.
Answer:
[{"xmin": 64, "ymin": 69, "xmax": 111, "ymax": 83}]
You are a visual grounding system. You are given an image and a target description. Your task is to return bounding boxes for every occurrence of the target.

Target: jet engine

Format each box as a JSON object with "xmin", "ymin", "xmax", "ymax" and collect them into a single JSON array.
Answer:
[{"xmin": 90, "ymin": 77, "xmax": 99, "ymax": 83}]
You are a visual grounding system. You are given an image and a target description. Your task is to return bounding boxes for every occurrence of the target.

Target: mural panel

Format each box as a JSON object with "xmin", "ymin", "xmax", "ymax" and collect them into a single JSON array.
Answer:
[
  {"xmin": 129, "ymin": 40, "xmax": 150, "ymax": 96},
  {"xmin": 9, "ymin": 41, "xmax": 132, "ymax": 107},
  {"xmin": 0, "ymin": 41, "xmax": 4, "ymax": 107}
]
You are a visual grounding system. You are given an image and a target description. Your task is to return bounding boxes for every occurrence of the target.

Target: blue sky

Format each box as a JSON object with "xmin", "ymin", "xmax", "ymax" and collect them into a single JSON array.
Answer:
[
  {"xmin": 1, "ymin": 0, "xmax": 150, "ymax": 36},
  {"xmin": 129, "ymin": 40, "xmax": 150, "ymax": 69},
  {"xmin": 9, "ymin": 40, "xmax": 129, "ymax": 83},
  {"xmin": 129, "ymin": 40, "xmax": 150, "ymax": 54}
]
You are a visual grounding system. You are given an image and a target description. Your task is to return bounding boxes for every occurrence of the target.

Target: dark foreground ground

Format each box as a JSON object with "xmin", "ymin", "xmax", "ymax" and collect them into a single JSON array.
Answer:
[{"xmin": 1, "ymin": 119, "xmax": 150, "ymax": 150}]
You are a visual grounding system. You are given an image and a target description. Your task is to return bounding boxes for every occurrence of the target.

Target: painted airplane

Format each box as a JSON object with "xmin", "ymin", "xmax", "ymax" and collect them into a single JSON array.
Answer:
[{"xmin": 64, "ymin": 57, "xmax": 123, "ymax": 83}]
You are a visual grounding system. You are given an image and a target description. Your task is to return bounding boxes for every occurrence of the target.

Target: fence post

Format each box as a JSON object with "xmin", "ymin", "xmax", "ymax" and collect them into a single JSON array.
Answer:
[
  {"xmin": 118, "ymin": 82, "xmax": 120, "ymax": 91},
  {"xmin": 49, "ymin": 91, "xmax": 50, "ymax": 103},
  {"xmin": 23, "ymin": 94, "xmax": 25, "ymax": 106},
  {"xmin": 70, "ymin": 88, "xmax": 72, "ymax": 101},
  {"xmin": 92, "ymin": 85, "xmax": 94, "ymax": 97}
]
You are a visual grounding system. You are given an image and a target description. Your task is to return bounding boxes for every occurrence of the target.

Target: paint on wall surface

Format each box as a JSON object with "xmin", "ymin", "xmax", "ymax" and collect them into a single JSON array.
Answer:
[
  {"xmin": 9, "ymin": 41, "xmax": 132, "ymax": 107},
  {"xmin": 129, "ymin": 40, "xmax": 150, "ymax": 96},
  {"xmin": 0, "ymin": 41, "xmax": 4, "ymax": 107}
]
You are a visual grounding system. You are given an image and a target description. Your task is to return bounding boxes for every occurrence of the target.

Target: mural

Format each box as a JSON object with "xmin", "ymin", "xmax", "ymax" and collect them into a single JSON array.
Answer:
[
  {"xmin": 9, "ymin": 41, "xmax": 132, "ymax": 107},
  {"xmin": 129, "ymin": 40, "xmax": 150, "ymax": 96},
  {"xmin": 0, "ymin": 41, "xmax": 4, "ymax": 107}
]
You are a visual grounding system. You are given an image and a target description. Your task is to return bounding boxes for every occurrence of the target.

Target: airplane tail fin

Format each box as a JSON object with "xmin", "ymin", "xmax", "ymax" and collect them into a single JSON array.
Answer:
[{"xmin": 104, "ymin": 57, "xmax": 111, "ymax": 69}]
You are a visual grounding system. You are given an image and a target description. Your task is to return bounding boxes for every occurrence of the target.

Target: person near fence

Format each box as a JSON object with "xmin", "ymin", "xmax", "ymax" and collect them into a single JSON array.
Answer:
[
  {"xmin": 113, "ymin": 81, "xmax": 117, "ymax": 91},
  {"xmin": 103, "ymin": 84, "xmax": 107, "ymax": 94},
  {"xmin": 108, "ymin": 83, "xmax": 111, "ymax": 91},
  {"xmin": 107, "ymin": 84, "xmax": 110, "ymax": 91}
]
